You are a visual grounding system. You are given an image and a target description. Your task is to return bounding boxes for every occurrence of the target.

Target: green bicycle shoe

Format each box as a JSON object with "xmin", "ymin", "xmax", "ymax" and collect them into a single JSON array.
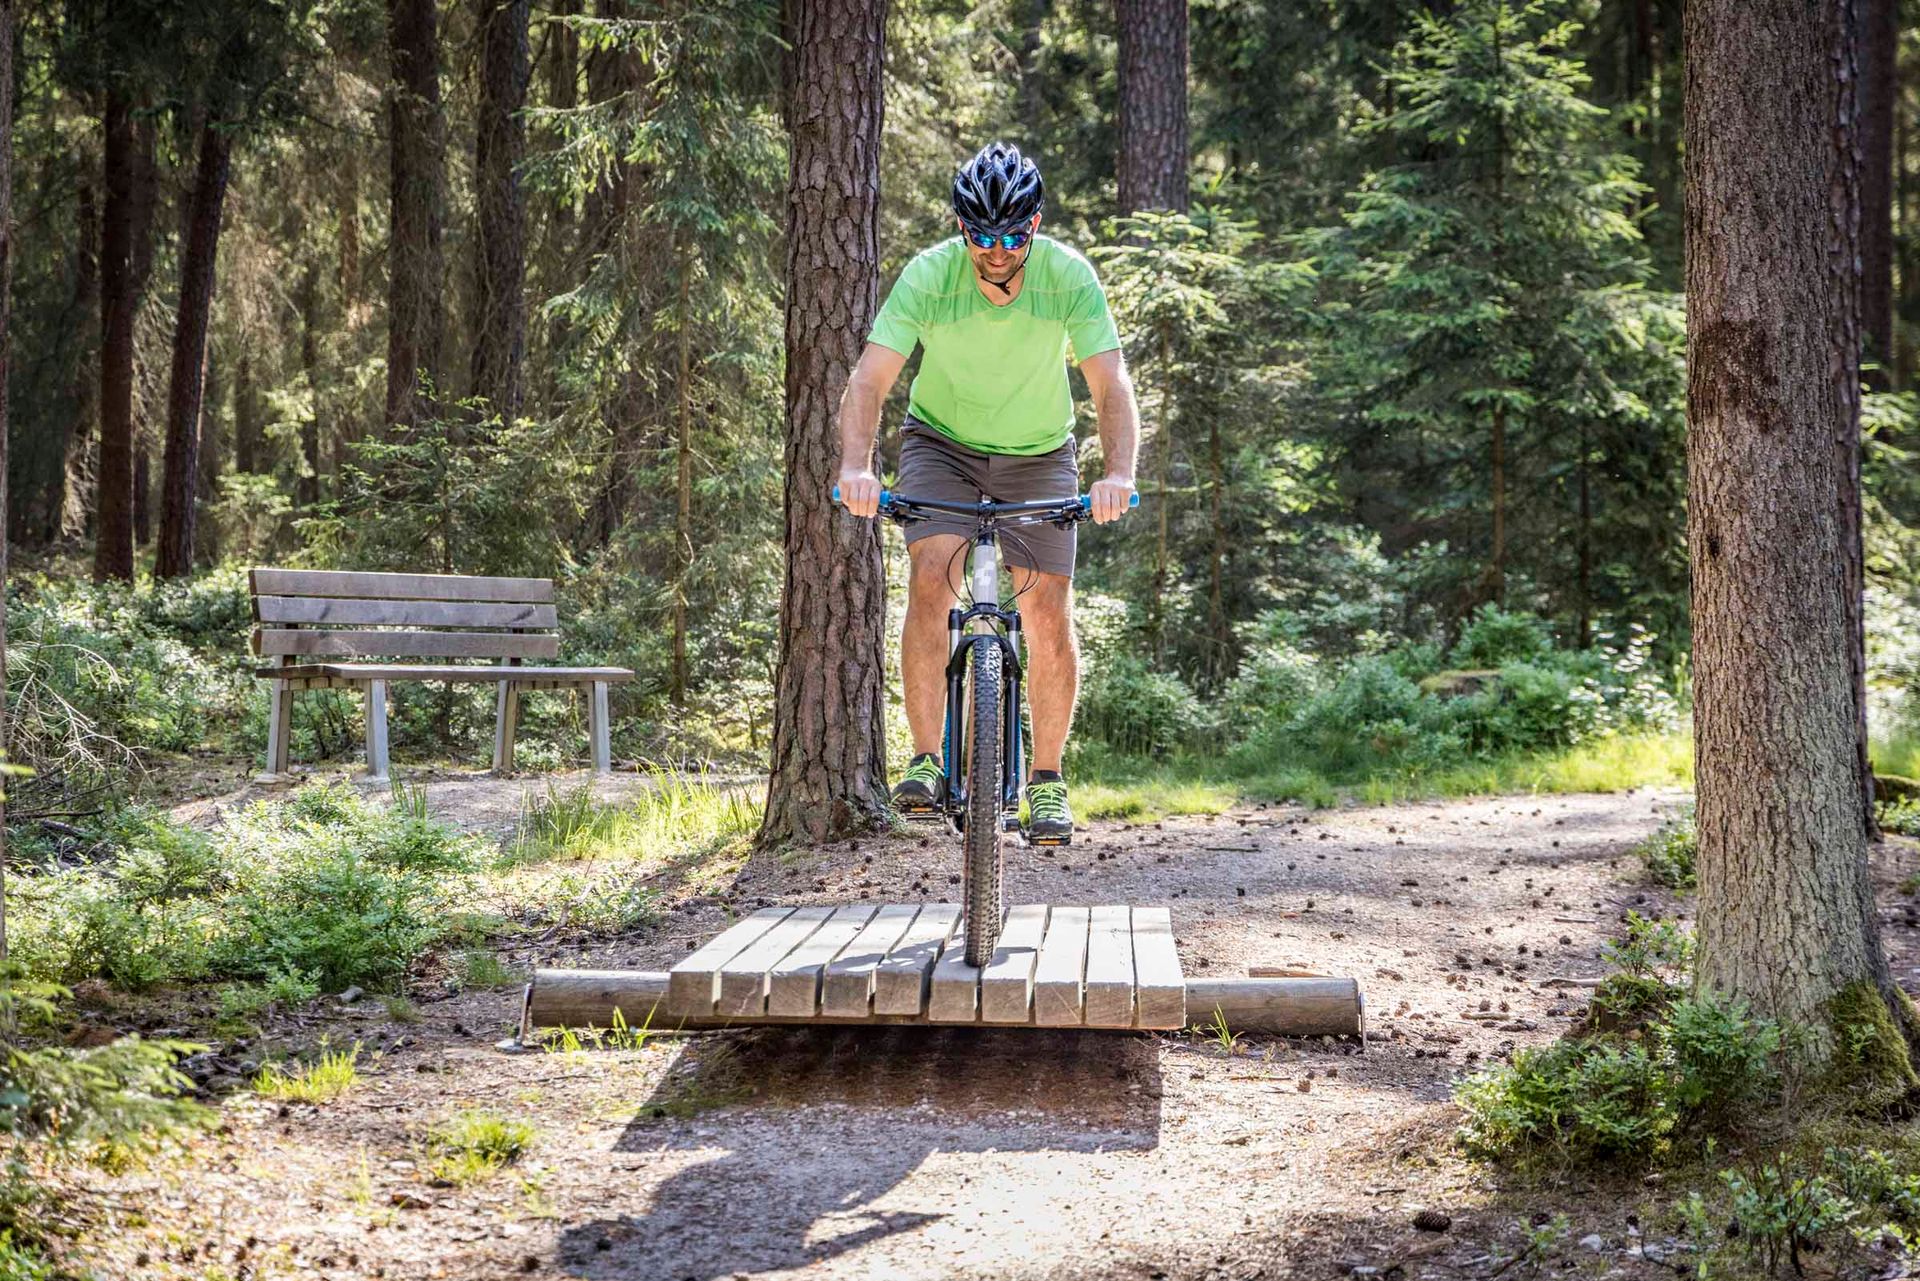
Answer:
[
  {"xmin": 892, "ymin": 752, "xmax": 947, "ymax": 815},
  {"xmin": 1024, "ymin": 770, "xmax": 1073, "ymax": 845}
]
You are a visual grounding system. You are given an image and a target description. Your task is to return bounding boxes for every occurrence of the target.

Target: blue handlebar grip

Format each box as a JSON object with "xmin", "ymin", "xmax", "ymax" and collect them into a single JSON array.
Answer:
[
  {"xmin": 832, "ymin": 485, "xmax": 841, "ymax": 503},
  {"xmin": 1130, "ymin": 492, "xmax": 1141, "ymax": 507},
  {"xmin": 1078, "ymin": 495, "xmax": 1091, "ymax": 511}
]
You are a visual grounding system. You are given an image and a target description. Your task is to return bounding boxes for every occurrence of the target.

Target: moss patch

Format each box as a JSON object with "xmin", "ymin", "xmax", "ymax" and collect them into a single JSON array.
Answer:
[{"xmin": 1827, "ymin": 981, "xmax": 1918, "ymax": 1094}]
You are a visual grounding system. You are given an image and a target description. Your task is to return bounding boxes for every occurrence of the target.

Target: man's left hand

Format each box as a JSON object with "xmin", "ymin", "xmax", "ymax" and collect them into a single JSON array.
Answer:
[{"xmin": 1089, "ymin": 474, "xmax": 1136, "ymax": 524}]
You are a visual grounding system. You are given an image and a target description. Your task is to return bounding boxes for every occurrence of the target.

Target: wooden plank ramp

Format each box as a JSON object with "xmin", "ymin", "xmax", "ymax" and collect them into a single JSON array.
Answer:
[{"xmin": 653, "ymin": 903, "xmax": 1186, "ymax": 1029}]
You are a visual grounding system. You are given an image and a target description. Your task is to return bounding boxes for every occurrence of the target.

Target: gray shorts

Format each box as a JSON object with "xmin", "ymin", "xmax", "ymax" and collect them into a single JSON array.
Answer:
[{"xmin": 895, "ymin": 419, "xmax": 1081, "ymax": 579}]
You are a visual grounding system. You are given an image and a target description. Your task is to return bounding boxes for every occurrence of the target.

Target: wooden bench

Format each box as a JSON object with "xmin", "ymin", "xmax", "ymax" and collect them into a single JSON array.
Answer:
[{"xmin": 249, "ymin": 568, "xmax": 634, "ymax": 781}]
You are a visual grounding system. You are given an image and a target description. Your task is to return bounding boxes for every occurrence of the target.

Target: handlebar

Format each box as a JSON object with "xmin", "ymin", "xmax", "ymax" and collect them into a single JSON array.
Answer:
[{"xmin": 831, "ymin": 486, "xmax": 1139, "ymax": 522}]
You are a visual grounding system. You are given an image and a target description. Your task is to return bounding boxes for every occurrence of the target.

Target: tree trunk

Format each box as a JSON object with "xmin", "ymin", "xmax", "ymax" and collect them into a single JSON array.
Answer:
[
  {"xmin": 94, "ymin": 92, "xmax": 138, "ymax": 581},
  {"xmin": 1489, "ymin": 397, "xmax": 1506, "ymax": 606},
  {"xmin": 472, "ymin": 0, "xmax": 529, "ymax": 420},
  {"xmin": 1860, "ymin": 0, "xmax": 1896, "ymax": 385},
  {"xmin": 133, "ymin": 446, "xmax": 150, "ymax": 547},
  {"xmin": 1686, "ymin": 0, "xmax": 1910, "ymax": 1048},
  {"xmin": 671, "ymin": 237, "xmax": 692, "ymax": 708},
  {"xmin": 759, "ymin": 0, "xmax": 890, "ymax": 847},
  {"xmin": 386, "ymin": 0, "xmax": 448, "ymax": 433},
  {"xmin": 1114, "ymin": 0, "xmax": 1188, "ymax": 215},
  {"xmin": 155, "ymin": 122, "xmax": 233, "ymax": 579},
  {"xmin": 234, "ymin": 352, "xmax": 258, "ymax": 474},
  {"xmin": 1577, "ymin": 427, "xmax": 1592, "ymax": 649},
  {"xmin": 195, "ymin": 350, "xmax": 222, "ymax": 567},
  {"xmin": 1, "ymin": 0, "xmax": 15, "ymax": 967},
  {"xmin": 299, "ymin": 266, "xmax": 322, "ymax": 507},
  {"xmin": 57, "ymin": 170, "xmax": 99, "ymax": 544},
  {"xmin": 1206, "ymin": 411, "xmax": 1227, "ymax": 685}
]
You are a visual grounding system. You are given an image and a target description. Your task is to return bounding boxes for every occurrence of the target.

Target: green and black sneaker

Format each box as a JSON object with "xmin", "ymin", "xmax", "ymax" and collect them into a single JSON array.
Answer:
[
  {"xmin": 891, "ymin": 752, "xmax": 947, "ymax": 816},
  {"xmin": 1024, "ymin": 770, "xmax": 1073, "ymax": 846}
]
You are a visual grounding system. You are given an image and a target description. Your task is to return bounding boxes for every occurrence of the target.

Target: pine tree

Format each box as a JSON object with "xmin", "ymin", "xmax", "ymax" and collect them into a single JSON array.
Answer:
[{"xmin": 1311, "ymin": 0, "xmax": 1683, "ymax": 633}]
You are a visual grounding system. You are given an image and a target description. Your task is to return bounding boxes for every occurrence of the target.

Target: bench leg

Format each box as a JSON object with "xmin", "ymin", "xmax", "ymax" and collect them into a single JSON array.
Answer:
[
  {"xmin": 588, "ymin": 680, "xmax": 611, "ymax": 776},
  {"xmin": 365, "ymin": 680, "xmax": 390, "ymax": 782},
  {"xmin": 493, "ymin": 682, "xmax": 520, "ymax": 774},
  {"xmin": 265, "ymin": 679, "xmax": 294, "ymax": 777}
]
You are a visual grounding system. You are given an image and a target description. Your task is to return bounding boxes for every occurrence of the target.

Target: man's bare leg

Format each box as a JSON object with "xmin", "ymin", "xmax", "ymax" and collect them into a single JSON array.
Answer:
[
  {"xmin": 904, "ymin": 536, "xmax": 968, "ymax": 759},
  {"xmin": 1012, "ymin": 569, "xmax": 1077, "ymax": 775}
]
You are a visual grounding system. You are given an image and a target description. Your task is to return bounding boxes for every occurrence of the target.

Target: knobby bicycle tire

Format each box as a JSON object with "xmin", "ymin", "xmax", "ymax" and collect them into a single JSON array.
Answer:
[{"xmin": 963, "ymin": 640, "xmax": 1006, "ymax": 967}]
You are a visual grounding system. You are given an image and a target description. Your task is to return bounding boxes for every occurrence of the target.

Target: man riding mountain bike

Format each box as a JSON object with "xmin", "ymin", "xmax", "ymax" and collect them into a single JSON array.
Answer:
[{"xmin": 836, "ymin": 141, "xmax": 1142, "ymax": 844}]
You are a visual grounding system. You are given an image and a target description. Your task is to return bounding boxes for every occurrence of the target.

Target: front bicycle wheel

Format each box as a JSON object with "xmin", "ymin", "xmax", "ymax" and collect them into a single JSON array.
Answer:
[{"xmin": 962, "ymin": 639, "xmax": 1006, "ymax": 967}]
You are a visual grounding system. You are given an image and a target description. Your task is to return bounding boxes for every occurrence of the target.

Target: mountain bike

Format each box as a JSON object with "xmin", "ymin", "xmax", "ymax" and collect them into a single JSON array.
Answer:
[{"xmin": 833, "ymin": 485, "xmax": 1138, "ymax": 966}]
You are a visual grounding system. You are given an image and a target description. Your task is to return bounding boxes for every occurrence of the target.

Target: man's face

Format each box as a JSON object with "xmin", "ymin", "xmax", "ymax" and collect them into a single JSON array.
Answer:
[{"xmin": 959, "ymin": 213, "xmax": 1041, "ymax": 278}]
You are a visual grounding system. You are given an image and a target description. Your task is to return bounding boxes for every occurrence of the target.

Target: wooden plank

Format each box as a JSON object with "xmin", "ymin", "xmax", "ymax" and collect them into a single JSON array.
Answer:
[
  {"xmin": 665, "ymin": 908, "xmax": 792, "ymax": 1018},
  {"xmin": 1130, "ymin": 906, "xmax": 1185, "ymax": 1030},
  {"xmin": 257, "ymin": 663, "xmax": 634, "ymax": 684},
  {"xmin": 714, "ymin": 907, "xmax": 835, "ymax": 1017},
  {"xmin": 979, "ymin": 903, "xmax": 1049, "ymax": 1024},
  {"xmin": 766, "ymin": 905, "xmax": 876, "ymax": 1017},
  {"xmin": 926, "ymin": 933, "xmax": 981, "ymax": 1024},
  {"xmin": 250, "ymin": 568, "xmax": 554, "ymax": 603},
  {"xmin": 254, "ymin": 595, "xmax": 558, "ymax": 630},
  {"xmin": 252, "ymin": 630, "xmax": 560, "ymax": 660},
  {"xmin": 264, "ymin": 658, "xmax": 293, "ymax": 775},
  {"xmin": 820, "ymin": 904, "xmax": 920, "ymax": 1018},
  {"xmin": 872, "ymin": 903, "xmax": 959, "ymax": 1016},
  {"xmin": 1031, "ymin": 904, "xmax": 1091, "ymax": 1027},
  {"xmin": 1083, "ymin": 905, "xmax": 1136, "ymax": 1029}
]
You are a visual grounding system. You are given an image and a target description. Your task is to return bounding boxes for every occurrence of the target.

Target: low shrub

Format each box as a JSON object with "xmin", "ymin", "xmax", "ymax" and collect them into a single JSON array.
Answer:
[
  {"xmin": 12, "ymin": 783, "xmax": 484, "ymax": 994},
  {"xmin": 1451, "ymin": 603, "xmax": 1554, "ymax": 668},
  {"xmin": 1077, "ymin": 656, "xmax": 1205, "ymax": 757},
  {"xmin": 1456, "ymin": 917, "xmax": 1784, "ymax": 1167},
  {"xmin": 1638, "ymin": 805, "xmax": 1698, "ymax": 889}
]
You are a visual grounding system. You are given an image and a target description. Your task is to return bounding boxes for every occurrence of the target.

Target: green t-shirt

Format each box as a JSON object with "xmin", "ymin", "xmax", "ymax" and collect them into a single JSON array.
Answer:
[{"xmin": 867, "ymin": 235, "xmax": 1121, "ymax": 456}]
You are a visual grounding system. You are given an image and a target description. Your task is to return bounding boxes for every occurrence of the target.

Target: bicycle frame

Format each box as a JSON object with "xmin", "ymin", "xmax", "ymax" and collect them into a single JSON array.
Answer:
[{"xmin": 829, "ymin": 484, "xmax": 1136, "ymax": 837}]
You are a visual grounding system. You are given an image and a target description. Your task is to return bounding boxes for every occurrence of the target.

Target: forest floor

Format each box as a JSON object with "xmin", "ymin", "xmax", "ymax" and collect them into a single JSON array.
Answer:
[{"xmin": 41, "ymin": 770, "xmax": 1920, "ymax": 1281}]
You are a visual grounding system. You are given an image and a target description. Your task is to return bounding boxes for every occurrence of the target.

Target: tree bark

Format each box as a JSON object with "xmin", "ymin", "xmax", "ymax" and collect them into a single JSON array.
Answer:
[
  {"xmin": 1686, "ymin": 0, "xmax": 1909, "ymax": 1045},
  {"xmin": 94, "ymin": 92, "xmax": 138, "ymax": 581},
  {"xmin": 472, "ymin": 0, "xmax": 529, "ymax": 419},
  {"xmin": 759, "ymin": 0, "xmax": 890, "ymax": 847},
  {"xmin": 234, "ymin": 352, "xmax": 258, "ymax": 474},
  {"xmin": 1, "ymin": 0, "xmax": 15, "ymax": 967},
  {"xmin": 386, "ymin": 0, "xmax": 448, "ymax": 433},
  {"xmin": 298, "ymin": 265, "xmax": 322, "ymax": 507},
  {"xmin": 1114, "ymin": 0, "xmax": 1188, "ymax": 215},
  {"xmin": 672, "ymin": 236, "xmax": 692, "ymax": 708},
  {"xmin": 155, "ymin": 122, "xmax": 233, "ymax": 579},
  {"xmin": 195, "ymin": 350, "xmax": 222, "ymax": 567},
  {"xmin": 57, "ymin": 170, "xmax": 100, "ymax": 543},
  {"xmin": 1860, "ymin": 0, "xmax": 1896, "ymax": 384}
]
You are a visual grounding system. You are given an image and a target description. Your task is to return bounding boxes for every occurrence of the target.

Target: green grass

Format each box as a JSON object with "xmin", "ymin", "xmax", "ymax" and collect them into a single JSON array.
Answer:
[
  {"xmin": 505, "ymin": 768, "xmax": 761, "ymax": 867},
  {"xmin": 425, "ymin": 1110, "xmax": 536, "ymax": 1186},
  {"xmin": 1872, "ymin": 732, "xmax": 1920, "ymax": 781},
  {"xmin": 1072, "ymin": 730, "xmax": 1693, "ymax": 817},
  {"xmin": 457, "ymin": 948, "xmax": 515, "ymax": 990},
  {"xmin": 253, "ymin": 1042, "xmax": 362, "ymax": 1104}
]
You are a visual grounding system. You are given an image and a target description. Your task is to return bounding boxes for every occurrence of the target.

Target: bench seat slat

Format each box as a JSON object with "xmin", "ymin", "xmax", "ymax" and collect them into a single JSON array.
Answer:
[
  {"xmin": 254, "ymin": 596, "xmax": 559, "ymax": 630},
  {"xmin": 249, "ymin": 568, "xmax": 554, "ymax": 603},
  {"xmin": 252, "ymin": 629, "xmax": 560, "ymax": 660},
  {"xmin": 256, "ymin": 663, "xmax": 633, "ymax": 684}
]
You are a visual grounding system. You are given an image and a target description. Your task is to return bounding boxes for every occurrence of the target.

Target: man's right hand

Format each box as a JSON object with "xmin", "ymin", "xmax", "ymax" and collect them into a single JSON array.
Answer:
[{"xmin": 838, "ymin": 469, "xmax": 882, "ymax": 518}]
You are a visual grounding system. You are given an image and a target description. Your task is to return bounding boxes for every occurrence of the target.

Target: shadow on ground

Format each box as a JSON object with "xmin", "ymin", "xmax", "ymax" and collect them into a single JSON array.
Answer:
[{"xmin": 554, "ymin": 1024, "xmax": 1163, "ymax": 1280}]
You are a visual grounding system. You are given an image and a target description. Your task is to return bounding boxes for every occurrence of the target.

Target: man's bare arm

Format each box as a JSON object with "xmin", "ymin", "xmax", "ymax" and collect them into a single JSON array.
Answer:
[
  {"xmin": 1079, "ymin": 348, "xmax": 1140, "ymax": 524},
  {"xmin": 834, "ymin": 343, "xmax": 911, "ymax": 517}
]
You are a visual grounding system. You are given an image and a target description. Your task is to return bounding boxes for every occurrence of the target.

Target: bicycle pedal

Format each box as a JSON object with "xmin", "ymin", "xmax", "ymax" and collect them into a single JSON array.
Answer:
[
  {"xmin": 1023, "ymin": 833, "xmax": 1071, "ymax": 848},
  {"xmin": 897, "ymin": 805, "xmax": 944, "ymax": 820}
]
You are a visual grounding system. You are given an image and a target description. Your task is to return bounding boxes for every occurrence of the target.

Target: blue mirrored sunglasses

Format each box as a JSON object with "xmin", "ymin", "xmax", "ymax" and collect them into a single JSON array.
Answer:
[{"xmin": 965, "ymin": 226, "xmax": 1032, "ymax": 251}]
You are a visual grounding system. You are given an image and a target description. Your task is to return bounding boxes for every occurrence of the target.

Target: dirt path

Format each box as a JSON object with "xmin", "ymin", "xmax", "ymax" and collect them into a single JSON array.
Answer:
[{"xmin": 67, "ymin": 780, "xmax": 1919, "ymax": 1281}]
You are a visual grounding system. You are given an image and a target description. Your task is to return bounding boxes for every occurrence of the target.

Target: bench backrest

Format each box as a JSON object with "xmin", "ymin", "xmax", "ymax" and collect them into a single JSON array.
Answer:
[{"xmin": 248, "ymin": 568, "xmax": 560, "ymax": 662}]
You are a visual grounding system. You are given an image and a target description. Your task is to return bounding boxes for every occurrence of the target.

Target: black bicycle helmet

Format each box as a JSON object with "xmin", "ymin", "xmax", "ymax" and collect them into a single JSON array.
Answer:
[{"xmin": 952, "ymin": 142, "xmax": 1044, "ymax": 236}]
